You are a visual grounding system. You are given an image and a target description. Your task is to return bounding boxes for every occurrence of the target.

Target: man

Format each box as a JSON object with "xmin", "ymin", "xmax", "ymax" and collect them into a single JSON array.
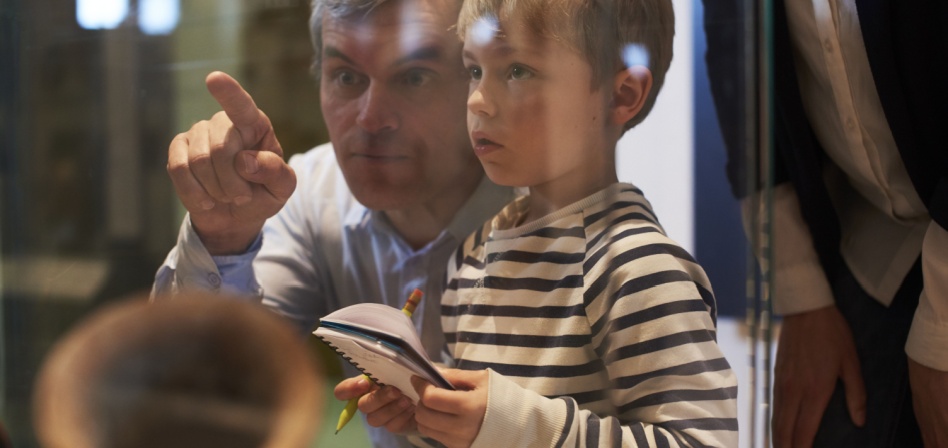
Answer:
[
  {"xmin": 704, "ymin": 0, "xmax": 948, "ymax": 446},
  {"xmin": 153, "ymin": 0, "xmax": 513, "ymax": 446}
]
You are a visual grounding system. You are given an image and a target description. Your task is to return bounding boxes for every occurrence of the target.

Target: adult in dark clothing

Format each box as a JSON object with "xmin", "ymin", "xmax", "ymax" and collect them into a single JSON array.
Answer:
[{"xmin": 703, "ymin": 0, "xmax": 948, "ymax": 446}]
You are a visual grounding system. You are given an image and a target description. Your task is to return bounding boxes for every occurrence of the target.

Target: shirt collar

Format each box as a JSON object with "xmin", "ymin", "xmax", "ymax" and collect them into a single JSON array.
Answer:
[
  {"xmin": 346, "ymin": 175, "xmax": 515, "ymax": 247},
  {"xmin": 444, "ymin": 175, "xmax": 516, "ymax": 241}
]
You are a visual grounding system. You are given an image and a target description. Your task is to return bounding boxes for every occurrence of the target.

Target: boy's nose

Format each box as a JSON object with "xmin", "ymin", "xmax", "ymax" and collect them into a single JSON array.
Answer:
[
  {"xmin": 356, "ymin": 83, "xmax": 399, "ymax": 133},
  {"xmin": 467, "ymin": 85, "xmax": 495, "ymax": 117}
]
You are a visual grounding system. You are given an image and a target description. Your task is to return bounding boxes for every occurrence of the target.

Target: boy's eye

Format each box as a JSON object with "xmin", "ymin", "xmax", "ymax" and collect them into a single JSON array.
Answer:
[
  {"xmin": 510, "ymin": 65, "xmax": 532, "ymax": 80},
  {"xmin": 468, "ymin": 66, "xmax": 483, "ymax": 80}
]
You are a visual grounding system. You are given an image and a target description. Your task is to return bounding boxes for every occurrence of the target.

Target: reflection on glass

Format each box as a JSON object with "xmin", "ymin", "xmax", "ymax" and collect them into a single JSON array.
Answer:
[
  {"xmin": 138, "ymin": 0, "xmax": 180, "ymax": 36},
  {"xmin": 622, "ymin": 43, "xmax": 649, "ymax": 69},
  {"xmin": 76, "ymin": 0, "xmax": 129, "ymax": 30}
]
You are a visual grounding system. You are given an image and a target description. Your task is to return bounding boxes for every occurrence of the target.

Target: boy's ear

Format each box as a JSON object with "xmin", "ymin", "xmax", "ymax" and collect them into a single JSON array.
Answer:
[{"xmin": 609, "ymin": 66, "xmax": 652, "ymax": 127}]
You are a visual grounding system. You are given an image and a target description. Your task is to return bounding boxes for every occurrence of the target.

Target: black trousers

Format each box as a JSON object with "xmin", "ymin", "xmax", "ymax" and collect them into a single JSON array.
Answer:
[{"xmin": 812, "ymin": 260, "xmax": 923, "ymax": 447}]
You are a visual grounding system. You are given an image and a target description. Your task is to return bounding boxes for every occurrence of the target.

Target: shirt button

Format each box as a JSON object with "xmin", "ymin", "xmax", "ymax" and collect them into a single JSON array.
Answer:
[
  {"xmin": 823, "ymin": 39, "xmax": 833, "ymax": 53},
  {"xmin": 207, "ymin": 273, "xmax": 222, "ymax": 288}
]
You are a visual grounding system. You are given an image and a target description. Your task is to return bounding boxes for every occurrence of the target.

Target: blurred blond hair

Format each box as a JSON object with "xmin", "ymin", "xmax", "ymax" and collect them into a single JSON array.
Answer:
[{"xmin": 33, "ymin": 292, "xmax": 324, "ymax": 448}]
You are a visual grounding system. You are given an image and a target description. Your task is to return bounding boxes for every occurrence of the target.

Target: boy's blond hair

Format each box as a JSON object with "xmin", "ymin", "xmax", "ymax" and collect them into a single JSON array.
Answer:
[{"xmin": 458, "ymin": 0, "xmax": 674, "ymax": 130}]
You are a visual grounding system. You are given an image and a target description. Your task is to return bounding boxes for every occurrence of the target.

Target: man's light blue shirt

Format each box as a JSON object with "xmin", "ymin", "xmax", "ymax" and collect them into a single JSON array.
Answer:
[{"xmin": 153, "ymin": 143, "xmax": 513, "ymax": 448}]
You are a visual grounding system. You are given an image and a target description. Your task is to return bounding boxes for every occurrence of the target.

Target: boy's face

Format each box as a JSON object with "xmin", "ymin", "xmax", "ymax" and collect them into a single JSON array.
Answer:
[
  {"xmin": 463, "ymin": 16, "xmax": 615, "ymax": 194},
  {"xmin": 319, "ymin": 0, "xmax": 481, "ymax": 212}
]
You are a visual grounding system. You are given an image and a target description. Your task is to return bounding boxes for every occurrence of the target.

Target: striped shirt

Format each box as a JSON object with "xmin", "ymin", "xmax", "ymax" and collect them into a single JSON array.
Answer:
[{"xmin": 442, "ymin": 183, "xmax": 739, "ymax": 447}]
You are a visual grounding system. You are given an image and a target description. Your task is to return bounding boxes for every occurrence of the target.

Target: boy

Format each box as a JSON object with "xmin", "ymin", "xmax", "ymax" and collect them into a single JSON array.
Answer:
[{"xmin": 404, "ymin": 0, "xmax": 740, "ymax": 446}]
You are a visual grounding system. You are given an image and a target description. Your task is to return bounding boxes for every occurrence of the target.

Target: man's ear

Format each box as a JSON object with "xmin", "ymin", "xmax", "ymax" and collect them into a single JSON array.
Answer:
[{"xmin": 610, "ymin": 66, "xmax": 652, "ymax": 127}]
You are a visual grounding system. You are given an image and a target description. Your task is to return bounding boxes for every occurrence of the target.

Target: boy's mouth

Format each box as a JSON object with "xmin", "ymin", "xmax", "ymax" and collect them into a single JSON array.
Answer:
[
  {"xmin": 471, "ymin": 135, "xmax": 502, "ymax": 157},
  {"xmin": 470, "ymin": 131, "xmax": 501, "ymax": 148}
]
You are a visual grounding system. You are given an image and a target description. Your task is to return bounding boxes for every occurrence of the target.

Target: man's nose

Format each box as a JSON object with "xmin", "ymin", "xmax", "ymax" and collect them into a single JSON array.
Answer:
[{"xmin": 355, "ymin": 82, "xmax": 398, "ymax": 133}]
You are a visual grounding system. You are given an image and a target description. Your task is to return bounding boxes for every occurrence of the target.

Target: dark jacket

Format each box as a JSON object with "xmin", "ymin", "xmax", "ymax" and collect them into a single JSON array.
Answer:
[{"xmin": 703, "ymin": 0, "xmax": 948, "ymax": 281}]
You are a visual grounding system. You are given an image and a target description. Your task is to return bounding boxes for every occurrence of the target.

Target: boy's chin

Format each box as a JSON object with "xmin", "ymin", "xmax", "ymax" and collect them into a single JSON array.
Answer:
[
  {"xmin": 482, "ymin": 165, "xmax": 552, "ymax": 191},
  {"xmin": 482, "ymin": 169, "xmax": 525, "ymax": 189}
]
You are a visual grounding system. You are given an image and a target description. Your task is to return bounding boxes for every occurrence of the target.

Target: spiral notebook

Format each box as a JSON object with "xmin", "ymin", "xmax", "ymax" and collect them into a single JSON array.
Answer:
[{"xmin": 313, "ymin": 303, "xmax": 454, "ymax": 403}]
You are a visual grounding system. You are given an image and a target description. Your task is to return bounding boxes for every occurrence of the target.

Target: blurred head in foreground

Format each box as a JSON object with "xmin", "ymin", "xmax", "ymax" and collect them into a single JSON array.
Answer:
[{"xmin": 33, "ymin": 293, "xmax": 323, "ymax": 448}]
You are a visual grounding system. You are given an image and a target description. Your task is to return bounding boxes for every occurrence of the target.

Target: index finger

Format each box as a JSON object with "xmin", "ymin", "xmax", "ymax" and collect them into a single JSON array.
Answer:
[{"xmin": 205, "ymin": 71, "xmax": 274, "ymax": 148}]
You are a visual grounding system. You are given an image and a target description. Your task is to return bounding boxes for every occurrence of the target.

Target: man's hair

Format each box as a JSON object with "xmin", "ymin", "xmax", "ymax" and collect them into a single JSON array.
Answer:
[
  {"xmin": 309, "ymin": 0, "xmax": 387, "ymax": 76},
  {"xmin": 457, "ymin": 0, "xmax": 674, "ymax": 130},
  {"xmin": 309, "ymin": 0, "xmax": 463, "ymax": 76}
]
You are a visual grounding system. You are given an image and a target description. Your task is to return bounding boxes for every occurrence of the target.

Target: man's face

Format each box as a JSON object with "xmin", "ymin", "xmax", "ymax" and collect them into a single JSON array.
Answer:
[{"xmin": 319, "ymin": 0, "xmax": 480, "ymax": 211}]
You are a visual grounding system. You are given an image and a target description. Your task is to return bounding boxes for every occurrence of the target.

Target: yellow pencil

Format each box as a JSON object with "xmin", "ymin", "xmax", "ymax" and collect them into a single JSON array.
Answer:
[
  {"xmin": 335, "ymin": 393, "xmax": 360, "ymax": 435},
  {"xmin": 335, "ymin": 289, "xmax": 424, "ymax": 434}
]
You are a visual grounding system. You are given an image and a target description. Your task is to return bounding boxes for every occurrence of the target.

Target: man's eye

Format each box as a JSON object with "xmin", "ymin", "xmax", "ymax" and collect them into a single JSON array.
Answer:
[
  {"xmin": 402, "ymin": 69, "xmax": 434, "ymax": 87},
  {"xmin": 333, "ymin": 70, "xmax": 361, "ymax": 86},
  {"xmin": 510, "ymin": 65, "xmax": 532, "ymax": 80}
]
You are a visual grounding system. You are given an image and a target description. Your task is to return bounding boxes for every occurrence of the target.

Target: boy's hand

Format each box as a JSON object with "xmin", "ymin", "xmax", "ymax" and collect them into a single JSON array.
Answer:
[
  {"xmin": 412, "ymin": 369, "xmax": 489, "ymax": 448},
  {"xmin": 333, "ymin": 375, "xmax": 376, "ymax": 401},
  {"xmin": 334, "ymin": 377, "xmax": 416, "ymax": 434}
]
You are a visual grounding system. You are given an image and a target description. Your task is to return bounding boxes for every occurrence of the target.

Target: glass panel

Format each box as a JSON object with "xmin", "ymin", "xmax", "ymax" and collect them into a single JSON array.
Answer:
[
  {"xmin": 2, "ymin": 0, "xmax": 773, "ymax": 446},
  {"xmin": 700, "ymin": 0, "xmax": 774, "ymax": 446}
]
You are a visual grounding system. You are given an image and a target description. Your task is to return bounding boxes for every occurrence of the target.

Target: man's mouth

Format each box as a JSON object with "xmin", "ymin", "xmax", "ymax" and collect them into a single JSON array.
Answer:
[{"xmin": 349, "ymin": 142, "xmax": 407, "ymax": 159}]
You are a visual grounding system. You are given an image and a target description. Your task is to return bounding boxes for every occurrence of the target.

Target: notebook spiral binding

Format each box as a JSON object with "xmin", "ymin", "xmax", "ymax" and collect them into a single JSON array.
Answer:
[{"xmin": 315, "ymin": 334, "xmax": 382, "ymax": 385}]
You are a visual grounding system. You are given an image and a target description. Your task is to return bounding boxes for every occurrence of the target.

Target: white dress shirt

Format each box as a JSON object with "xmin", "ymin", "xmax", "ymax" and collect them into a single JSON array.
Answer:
[{"xmin": 768, "ymin": 0, "xmax": 948, "ymax": 370}]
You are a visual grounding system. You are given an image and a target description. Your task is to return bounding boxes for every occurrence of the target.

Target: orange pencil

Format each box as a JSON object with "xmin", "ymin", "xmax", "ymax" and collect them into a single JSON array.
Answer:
[{"xmin": 402, "ymin": 288, "xmax": 423, "ymax": 317}]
